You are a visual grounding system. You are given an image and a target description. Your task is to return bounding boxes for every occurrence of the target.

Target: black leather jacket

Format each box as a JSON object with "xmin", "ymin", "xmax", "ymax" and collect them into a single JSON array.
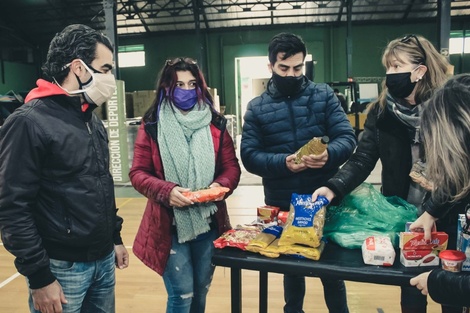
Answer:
[
  {"xmin": 428, "ymin": 269, "xmax": 470, "ymax": 306},
  {"xmin": 0, "ymin": 95, "xmax": 123, "ymax": 289},
  {"xmin": 325, "ymin": 103, "xmax": 413, "ymax": 200}
]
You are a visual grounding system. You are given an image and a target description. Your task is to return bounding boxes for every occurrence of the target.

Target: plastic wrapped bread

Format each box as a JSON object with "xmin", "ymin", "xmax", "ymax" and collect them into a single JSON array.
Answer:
[{"xmin": 361, "ymin": 236, "xmax": 395, "ymax": 266}]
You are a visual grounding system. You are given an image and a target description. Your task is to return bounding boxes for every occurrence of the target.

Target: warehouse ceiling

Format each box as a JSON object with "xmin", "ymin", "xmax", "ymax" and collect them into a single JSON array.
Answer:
[{"xmin": 0, "ymin": 0, "xmax": 469, "ymax": 48}]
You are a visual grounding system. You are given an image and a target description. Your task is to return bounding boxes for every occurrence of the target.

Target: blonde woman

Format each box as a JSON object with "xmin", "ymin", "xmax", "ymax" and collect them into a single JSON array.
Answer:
[
  {"xmin": 410, "ymin": 74, "xmax": 470, "ymax": 310},
  {"xmin": 313, "ymin": 34, "xmax": 450, "ymax": 313}
]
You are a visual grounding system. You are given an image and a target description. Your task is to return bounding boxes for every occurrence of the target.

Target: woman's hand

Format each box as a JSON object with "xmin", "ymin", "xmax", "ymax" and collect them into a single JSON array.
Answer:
[
  {"xmin": 169, "ymin": 186, "xmax": 193, "ymax": 208},
  {"xmin": 410, "ymin": 271, "xmax": 431, "ymax": 295},
  {"xmin": 409, "ymin": 211, "xmax": 437, "ymax": 241},
  {"xmin": 312, "ymin": 186, "xmax": 336, "ymax": 203},
  {"xmin": 209, "ymin": 182, "xmax": 224, "ymax": 201}
]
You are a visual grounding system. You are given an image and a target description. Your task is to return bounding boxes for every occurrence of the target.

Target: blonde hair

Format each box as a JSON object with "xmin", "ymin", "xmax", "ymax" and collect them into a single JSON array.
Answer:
[
  {"xmin": 421, "ymin": 74, "xmax": 470, "ymax": 203},
  {"xmin": 369, "ymin": 34, "xmax": 450, "ymax": 112}
]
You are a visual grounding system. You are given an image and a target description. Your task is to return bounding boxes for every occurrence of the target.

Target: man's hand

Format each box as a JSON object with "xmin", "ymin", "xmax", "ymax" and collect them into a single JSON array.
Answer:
[
  {"xmin": 410, "ymin": 271, "xmax": 431, "ymax": 295},
  {"xmin": 286, "ymin": 154, "xmax": 307, "ymax": 173},
  {"xmin": 114, "ymin": 244, "xmax": 129, "ymax": 269},
  {"xmin": 301, "ymin": 150, "xmax": 329, "ymax": 169},
  {"xmin": 31, "ymin": 280, "xmax": 67, "ymax": 313}
]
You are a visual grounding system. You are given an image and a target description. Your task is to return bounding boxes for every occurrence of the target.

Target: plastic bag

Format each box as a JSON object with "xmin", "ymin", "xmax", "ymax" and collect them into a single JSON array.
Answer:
[
  {"xmin": 323, "ymin": 183, "xmax": 418, "ymax": 249},
  {"xmin": 213, "ymin": 226, "xmax": 261, "ymax": 250}
]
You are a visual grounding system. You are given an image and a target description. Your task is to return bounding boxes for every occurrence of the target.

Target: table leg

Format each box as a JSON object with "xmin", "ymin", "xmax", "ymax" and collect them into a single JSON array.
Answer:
[
  {"xmin": 231, "ymin": 267, "xmax": 242, "ymax": 313},
  {"xmin": 259, "ymin": 271, "xmax": 268, "ymax": 313}
]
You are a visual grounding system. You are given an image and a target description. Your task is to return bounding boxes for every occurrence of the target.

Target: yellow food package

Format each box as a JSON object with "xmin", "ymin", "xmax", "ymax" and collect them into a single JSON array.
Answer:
[
  {"xmin": 258, "ymin": 239, "xmax": 282, "ymax": 258},
  {"xmin": 294, "ymin": 136, "xmax": 329, "ymax": 164},
  {"xmin": 247, "ymin": 225, "xmax": 283, "ymax": 250},
  {"xmin": 279, "ymin": 241, "xmax": 326, "ymax": 260},
  {"xmin": 278, "ymin": 194, "xmax": 329, "ymax": 248}
]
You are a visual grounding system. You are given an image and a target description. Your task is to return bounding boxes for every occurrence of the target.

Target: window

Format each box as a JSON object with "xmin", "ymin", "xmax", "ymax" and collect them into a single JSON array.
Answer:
[
  {"xmin": 118, "ymin": 45, "xmax": 145, "ymax": 67},
  {"xmin": 449, "ymin": 31, "xmax": 470, "ymax": 55}
]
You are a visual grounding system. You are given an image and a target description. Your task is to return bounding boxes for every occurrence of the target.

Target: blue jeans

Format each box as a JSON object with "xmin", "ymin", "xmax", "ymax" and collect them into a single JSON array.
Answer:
[
  {"xmin": 163, "ymin": 228, "xmax": 218, "ymax": 313},
  {"xmin": 29, "ymin": 251, "xmax": 116, "ymax": 313},
  {"xmin": 284, "ymin": 275, "xmax": 349, "ymax": 313}
]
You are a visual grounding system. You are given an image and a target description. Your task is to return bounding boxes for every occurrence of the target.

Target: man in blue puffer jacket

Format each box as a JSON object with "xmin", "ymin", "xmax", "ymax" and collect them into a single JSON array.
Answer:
[{"xmin": 241, "ymin": 32, "xmax": 356, "ymax": 313}]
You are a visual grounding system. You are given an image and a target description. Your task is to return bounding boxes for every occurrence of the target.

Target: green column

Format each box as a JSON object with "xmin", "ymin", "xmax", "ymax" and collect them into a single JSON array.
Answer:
[{"xmin": 106, "ymin": 80, "xmax": 129, "ymax": 183}]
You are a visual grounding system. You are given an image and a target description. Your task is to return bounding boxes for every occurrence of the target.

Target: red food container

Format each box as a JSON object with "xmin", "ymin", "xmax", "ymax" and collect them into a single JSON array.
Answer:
[{"xmin": 257, "ymin": 205, "xmax": 280, "ymax": 224}]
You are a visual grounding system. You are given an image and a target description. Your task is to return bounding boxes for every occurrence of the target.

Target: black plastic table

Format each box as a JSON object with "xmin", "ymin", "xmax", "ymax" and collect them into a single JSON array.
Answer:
[{"xmin": 212, "ymin": 243, "xmax": 436, "ymax": 313}]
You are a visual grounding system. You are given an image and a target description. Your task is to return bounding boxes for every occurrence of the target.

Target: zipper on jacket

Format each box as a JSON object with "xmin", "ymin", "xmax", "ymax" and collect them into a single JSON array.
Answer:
[{"xmin": 85, "ymin": 122, "xmax": 92, "ymax": 135}]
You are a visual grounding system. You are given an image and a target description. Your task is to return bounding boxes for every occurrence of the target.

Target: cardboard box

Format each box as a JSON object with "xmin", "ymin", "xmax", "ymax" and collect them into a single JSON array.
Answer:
[
  {"xmin": 208, "ymin": 87, "xmax": 220, "ymax": 113},
  {"xmin": 132, "ymin": 90, "xmax": 155, "ymax": 118},
  {"xmin": 257, "ymin": 205, "xmax": 280, "ymax": 224},
  {"xmin": 400, "ymin": 249, "xmax": 440, "ymax": 267},
  {"xmin": 399, "ymin": 232, "xmax": 448, "ymax": 251},
  {"xmin": 399, "ymin": 231, "xmax": 448, "ymax": 267}
]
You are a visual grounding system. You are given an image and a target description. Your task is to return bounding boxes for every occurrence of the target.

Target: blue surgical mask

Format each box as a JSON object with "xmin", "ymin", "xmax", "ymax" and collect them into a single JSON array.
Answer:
[{"xmin": 172, "ymin": 88, "xmax": 198, "ymax": 111}]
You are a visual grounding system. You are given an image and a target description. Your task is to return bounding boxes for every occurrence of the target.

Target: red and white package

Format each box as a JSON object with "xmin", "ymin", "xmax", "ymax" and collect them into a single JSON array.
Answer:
[
  {"xmin": 361, "ymin": 236, "xmax": 395, "ymax": 266},
  {"xmin": 399, "ymin": 231, "xmax": 448, "ymax": 267},
  {"xmin": 213, "ymin": 228, "xmax": 261, "ymax": 250}
]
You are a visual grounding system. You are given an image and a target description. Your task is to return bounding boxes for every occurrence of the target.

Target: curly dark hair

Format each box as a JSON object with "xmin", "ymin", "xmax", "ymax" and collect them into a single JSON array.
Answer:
[
  {"xmin": 268, "ymin": 32, "xmax": 306, "ymax": 65},
  {"xmin": 41, "ymin": 24, "xmax": 113, "ymax": 84}
]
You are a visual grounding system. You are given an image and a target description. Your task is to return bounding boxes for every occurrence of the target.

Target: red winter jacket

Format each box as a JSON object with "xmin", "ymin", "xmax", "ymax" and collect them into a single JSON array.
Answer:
[{"xmin": 130, "ymin": 112, "xmax": 241, "ymax": 275}]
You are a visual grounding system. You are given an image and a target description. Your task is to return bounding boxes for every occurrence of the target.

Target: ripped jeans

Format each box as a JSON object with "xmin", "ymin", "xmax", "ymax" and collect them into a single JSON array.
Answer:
[{"xmin": 162, "ymin": 228, "xmax": 218, "ymax": 313}]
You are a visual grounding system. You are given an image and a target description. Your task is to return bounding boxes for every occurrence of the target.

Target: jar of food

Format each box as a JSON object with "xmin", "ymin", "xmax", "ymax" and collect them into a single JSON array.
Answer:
[{"xmin": 439, "ymin": 250, "xmax": 466, "ymax": 272}]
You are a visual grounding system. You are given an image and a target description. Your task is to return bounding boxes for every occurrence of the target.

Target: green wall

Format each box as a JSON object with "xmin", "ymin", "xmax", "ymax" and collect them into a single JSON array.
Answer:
[
  {"xmin": 119, "ymin": 21, "xmax": 469, "ymax": 114},
  {"xmin": 3, "ymin": 21, "xmax": 469, "ymax": 114},
  {"xmin": 0, "ymin": 61, "xmax": 37, "ymax": 95}
]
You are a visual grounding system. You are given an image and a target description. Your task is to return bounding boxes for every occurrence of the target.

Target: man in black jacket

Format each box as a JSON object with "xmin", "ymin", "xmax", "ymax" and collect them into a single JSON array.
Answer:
[
  {"xmin": 0, "ymin": 24, "xmax": 128, "ymax": 313},
  {"xmin": 241, "ymin": 32, "xmax": 356, "ymax": 313}
]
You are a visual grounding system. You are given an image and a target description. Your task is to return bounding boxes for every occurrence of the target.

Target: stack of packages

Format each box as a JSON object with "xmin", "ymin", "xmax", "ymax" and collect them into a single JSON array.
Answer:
[
  {"xmin": 399, "ymin": 224, "xmax": 448, "ymax": 267},
  {"xmin": 212, "ymin": 205, "xmax": 280, "ymax": 250},
  {"xmin": 244, "ymin": 194, "xmax": 329, "ymax": 260}
]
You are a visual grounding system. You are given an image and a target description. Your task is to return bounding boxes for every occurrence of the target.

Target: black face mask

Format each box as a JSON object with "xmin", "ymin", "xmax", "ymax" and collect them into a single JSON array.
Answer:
[
  {"xmin": 385, "ymin": 72, "xmax": 416, "ymax": 99},
  {"xmin": 272, "ymin": 72, "xmax": 304, "ymax": 96}
]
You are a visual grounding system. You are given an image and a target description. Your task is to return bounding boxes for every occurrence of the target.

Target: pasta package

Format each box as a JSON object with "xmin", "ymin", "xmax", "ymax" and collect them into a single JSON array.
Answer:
[
  {"xmin": 294, "ymin": 136, "xmax": 329, "ymax": 164},
  {"xmin": 246, "ymin": 225, "xmax": 283, "ymax": 253},
  {"xmin": 278, "ymin": 194, "xmax": 329, "ymax": 248},
  {"xmin": 258, "ymin": 239, "xmax": 282, "ymax": 258},
  {"xmin": 280, "ymin": 240, "xmax": 326, "ymax": 260}
]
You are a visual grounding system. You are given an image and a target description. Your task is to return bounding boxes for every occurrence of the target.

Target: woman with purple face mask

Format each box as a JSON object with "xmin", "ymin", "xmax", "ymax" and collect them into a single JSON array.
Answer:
[{"xmin": 129, "ymin": 57, "xmax": 241, "ymax": 313}]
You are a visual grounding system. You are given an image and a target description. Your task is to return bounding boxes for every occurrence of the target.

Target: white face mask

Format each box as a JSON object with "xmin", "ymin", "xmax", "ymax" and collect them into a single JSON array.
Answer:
[{"xmin": 56, "ymin": 60, "xmax": 116, "ymax": 106}]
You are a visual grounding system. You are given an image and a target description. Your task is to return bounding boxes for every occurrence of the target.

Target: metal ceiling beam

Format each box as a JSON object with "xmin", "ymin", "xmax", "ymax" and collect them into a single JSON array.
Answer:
[
  {"xmin": 337, "ymin": 0, "xmax": 345, "ymax": 22},
  {"xmin": 130, "ymin": 0, "xmax": 151, "ymax": 33},
  {"xmin": 402, "ymin": 0, "xmax": 416, "ymax": 19}
]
